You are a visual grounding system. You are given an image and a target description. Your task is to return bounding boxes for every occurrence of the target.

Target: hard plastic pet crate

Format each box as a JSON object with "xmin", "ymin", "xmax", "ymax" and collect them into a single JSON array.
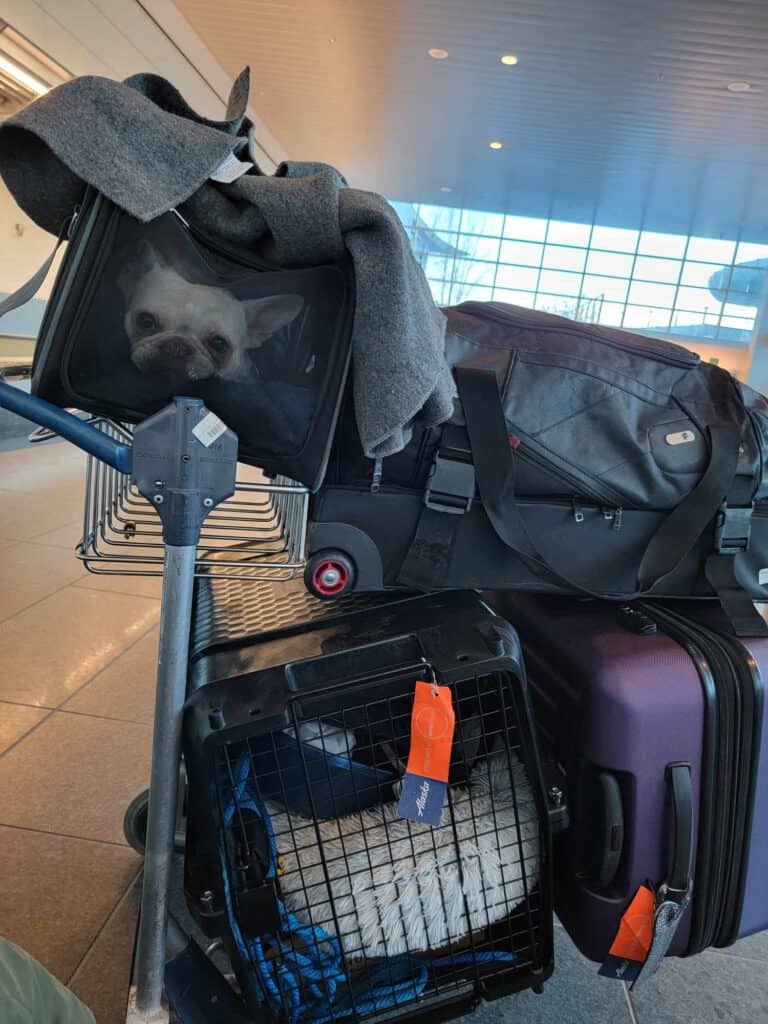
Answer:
[{"xmin": 183, "ymin": 589, "xmax": 555, "ymax": 1024}]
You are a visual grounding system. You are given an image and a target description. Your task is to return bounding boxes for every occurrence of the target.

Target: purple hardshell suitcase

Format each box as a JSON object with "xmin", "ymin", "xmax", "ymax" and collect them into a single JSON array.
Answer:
[{"xmin": 489, "ymin": 593, "xmax": 767, "ymax": 964}]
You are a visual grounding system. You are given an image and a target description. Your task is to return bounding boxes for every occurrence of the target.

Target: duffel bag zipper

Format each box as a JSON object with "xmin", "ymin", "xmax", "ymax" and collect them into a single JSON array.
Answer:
[
  {"xmin": 474, "ymin": 302, "xmax": 698, "ymax": 368},
  {"xmin": 509, "ymin": 426, "xmax": 628, "ymax": 507},
  {"xmin": 334, "ymin": 482, "xmax": 624, "ymax": 528},
  {"xmin": 571, "ymin": 499, "xmax": 623, "ymax": 529}
]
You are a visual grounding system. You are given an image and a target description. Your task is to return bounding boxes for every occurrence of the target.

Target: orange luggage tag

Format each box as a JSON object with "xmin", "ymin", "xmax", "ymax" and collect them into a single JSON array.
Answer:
[
  {"xmin": 396, "ymin": 679, "xmax": 455, "ymax": 826},
  {"xmin": 598, "ymin": 883, "xmax": 656, "ymax": 982}
]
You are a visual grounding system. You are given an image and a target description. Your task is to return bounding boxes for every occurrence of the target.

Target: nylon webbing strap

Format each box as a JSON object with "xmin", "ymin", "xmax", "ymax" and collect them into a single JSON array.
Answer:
[
  {"xmin": 705, "ymin": 553, "xmax": 768, "ymax": 636},
  {"xmin": 401, "ymin": 366, "xmax": 750, "ymax": 605},
  {"xmin": 452, "ymin": 367, "xmax": 619, "ymax": 595},
  {"xmin": 637, "ymin": 423, "xmax": 741, "ymax": 590},
  {"xmin": 0, "ymin": 229, "xmax": 67, "ymax": 320},
  {"xmin": 397, "ymin": 502, "xmax": 459, "ymax": 589}
]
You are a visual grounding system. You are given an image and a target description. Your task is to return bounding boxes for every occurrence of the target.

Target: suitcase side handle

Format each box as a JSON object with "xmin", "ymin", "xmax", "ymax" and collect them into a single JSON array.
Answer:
[{"xmin": 665, "ymin": 761, "xmax": 694, "ymax": 894}]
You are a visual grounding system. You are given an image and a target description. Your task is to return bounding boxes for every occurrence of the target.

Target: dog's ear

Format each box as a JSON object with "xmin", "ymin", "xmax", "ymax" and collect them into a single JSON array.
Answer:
[
  {"xmin": 116, "ymin": 240, "xmax": 166, "ymax": 297},
  {"xmin": 242, "ymin": 294, "xmax": 304, "ymax": 347}
]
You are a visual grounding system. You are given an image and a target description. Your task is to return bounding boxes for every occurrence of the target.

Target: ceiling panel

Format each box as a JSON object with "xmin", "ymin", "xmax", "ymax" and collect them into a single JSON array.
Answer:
[{"xmin": 175, "ymin": 0, "xmax": 768, "ymax": 239}]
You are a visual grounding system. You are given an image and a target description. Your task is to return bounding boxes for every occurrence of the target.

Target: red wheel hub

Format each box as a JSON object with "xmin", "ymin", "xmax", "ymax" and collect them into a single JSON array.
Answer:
[{"xmin": 312, "ymin": 559, "xmax": 349, "ymax": 596}]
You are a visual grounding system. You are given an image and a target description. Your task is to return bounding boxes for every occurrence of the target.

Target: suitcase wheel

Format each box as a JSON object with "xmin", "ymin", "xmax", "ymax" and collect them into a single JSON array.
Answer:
[{"xmin": 305, "ymin": 550, "xmax": 357, "ymax": 599}]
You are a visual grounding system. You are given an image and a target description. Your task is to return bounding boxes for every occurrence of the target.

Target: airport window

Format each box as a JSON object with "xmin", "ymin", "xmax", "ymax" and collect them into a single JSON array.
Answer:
[{"xmin": 392, "ymin": 201, "xmax": 768, "ymax": 345}]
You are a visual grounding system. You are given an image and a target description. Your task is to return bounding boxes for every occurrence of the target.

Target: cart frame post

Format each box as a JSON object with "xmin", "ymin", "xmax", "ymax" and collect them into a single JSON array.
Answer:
[
  {"xmin": 126, "ymin": 398, "xmax": 238, "ymax": 1019},
  {"xmin": 134, "ymin": 542, "xmax": 197, "ymax": 1016}
]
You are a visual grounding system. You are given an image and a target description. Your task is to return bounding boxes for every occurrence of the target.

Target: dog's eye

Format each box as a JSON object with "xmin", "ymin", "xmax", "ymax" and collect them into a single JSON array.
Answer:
[
  {"xmin": 136, "ymin": 311, "xmax": 157, "ymax": 331},
  {"xmin": 207, "ymin": 335, "xmax": 230, "ymax": 356}
]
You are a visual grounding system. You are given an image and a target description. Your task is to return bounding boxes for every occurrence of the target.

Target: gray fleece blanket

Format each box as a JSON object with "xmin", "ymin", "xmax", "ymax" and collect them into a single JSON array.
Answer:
[{"xmin": 0, "ymin": 68, "xmax": 453, "ymax": 458}]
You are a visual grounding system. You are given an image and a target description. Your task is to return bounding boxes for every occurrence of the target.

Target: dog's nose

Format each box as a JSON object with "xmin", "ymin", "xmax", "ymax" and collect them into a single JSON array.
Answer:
[{"xmin": 159, "ymin": 337, "xmax": 195, "ymax": 358}]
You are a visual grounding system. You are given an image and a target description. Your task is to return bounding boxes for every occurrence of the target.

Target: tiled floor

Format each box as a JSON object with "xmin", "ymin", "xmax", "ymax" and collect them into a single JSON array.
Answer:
[
  {"xmin": 1, "ymin": 439, "xmax": 767, "ymax": 1023},
  {"xmin": 0, "ymin": 439, "xmax": 160, "ymax": 1022}
]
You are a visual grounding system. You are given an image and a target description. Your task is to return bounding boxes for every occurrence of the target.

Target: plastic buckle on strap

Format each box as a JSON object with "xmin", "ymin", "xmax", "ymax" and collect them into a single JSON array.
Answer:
[
  {"xmin": 424, "ymin": 453, "xmax": 475, "ymax": 514},
  {"xmin": 714, "ymin": 502, "xmax": 754, "ymax": 555}
]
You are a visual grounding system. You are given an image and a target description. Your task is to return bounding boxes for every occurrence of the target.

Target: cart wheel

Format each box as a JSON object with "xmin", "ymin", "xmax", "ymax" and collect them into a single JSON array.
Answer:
[
  {"xmin": 123, "ymin": 789, "xmax": 150, "ymax": 854},
  {"xmin": 122, "ymin": 788, "xmax": 187, "ymax": 855},
  {"xmin": 305, "ymin": 550, "xmax": 356, "ymax": 599}
]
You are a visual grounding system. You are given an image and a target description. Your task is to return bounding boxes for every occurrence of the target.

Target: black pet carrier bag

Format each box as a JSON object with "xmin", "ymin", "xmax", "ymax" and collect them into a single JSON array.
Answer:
[
  {"xmin": 311, "ymin": 302, "xmax": 768, "ymax": 635},
  {"xmin": 31, "ymin": 187, "xmax": 355, "ymax": 489},
  {"xmin": 183, "ymin": 589, "xmax": 556, "ymax": 1024}
]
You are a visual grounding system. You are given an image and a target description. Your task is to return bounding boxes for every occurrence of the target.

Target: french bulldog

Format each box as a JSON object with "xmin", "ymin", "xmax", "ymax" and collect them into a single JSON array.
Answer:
[{"xmin": 116, "ymin": 240, "xmax": 303, "ymax": 384}]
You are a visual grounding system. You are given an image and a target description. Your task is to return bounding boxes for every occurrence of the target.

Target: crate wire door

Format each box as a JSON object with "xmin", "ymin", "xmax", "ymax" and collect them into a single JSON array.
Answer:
[
  {"xmin": 218, "ymin": 667, "xmax": 549, "ymax": 1023},
  {"xmin": 78, "ymin": 420, "xmax": 309, "ymax": 579}
]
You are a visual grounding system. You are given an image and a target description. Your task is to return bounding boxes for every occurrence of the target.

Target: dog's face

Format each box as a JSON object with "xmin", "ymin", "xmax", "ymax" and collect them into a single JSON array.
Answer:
[{"xmin": 117, "ymin": 241, "xmax": 303, "ymax": 383}]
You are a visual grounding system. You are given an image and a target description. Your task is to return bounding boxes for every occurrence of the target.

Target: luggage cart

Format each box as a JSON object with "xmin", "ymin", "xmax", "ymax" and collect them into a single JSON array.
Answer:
[
  {"xmin": 0, "ymin": 381, "xmax": 556, "ymax": 1023},
  {"xmin": 0, "ymin": 381, "xmax": 284, "ymax": 1021}
]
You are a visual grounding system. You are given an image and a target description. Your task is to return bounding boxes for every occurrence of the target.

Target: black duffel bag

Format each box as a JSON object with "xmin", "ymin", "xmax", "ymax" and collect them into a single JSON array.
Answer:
[{"xmin": 312, "ymin": 301, "xmax": 768, "ymax": 634}]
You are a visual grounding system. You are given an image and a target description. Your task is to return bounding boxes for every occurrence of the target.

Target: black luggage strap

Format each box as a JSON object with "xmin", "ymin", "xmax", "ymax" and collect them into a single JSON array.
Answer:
[
  {"xmin": 398, "ymin": 428, "xmax": 474, "ymax": 588},
  {"xmin": 706, "ymin": 540, "xmax": 768, "ymax": 636},
  {"xmin": 400, "ymin": 367, "xmax": 764, "ymax": 630},
  {"xmin": 424, "ymin": 446, "xmax": 475, "ymax": 515}
]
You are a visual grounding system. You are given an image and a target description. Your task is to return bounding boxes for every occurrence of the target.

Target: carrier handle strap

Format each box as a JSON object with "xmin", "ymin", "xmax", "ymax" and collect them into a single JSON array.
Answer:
[
  {"xmin": 454, "ymin": 367, "xmax": 742, "ymax": 600},
  {"xmin": 0, "ymin": 220, "xmax": 70, "ymax": 320}
]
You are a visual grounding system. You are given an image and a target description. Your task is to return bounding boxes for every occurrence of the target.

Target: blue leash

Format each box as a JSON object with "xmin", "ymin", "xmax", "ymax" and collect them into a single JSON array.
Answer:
[{"xmin": 221, "ymin": 752, "xmax": 514, "ymax": 1023}]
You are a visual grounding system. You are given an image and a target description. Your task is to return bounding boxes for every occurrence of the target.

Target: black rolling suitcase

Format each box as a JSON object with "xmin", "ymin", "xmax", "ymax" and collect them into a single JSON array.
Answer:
[{"xmin": 183, "ymin": 588, "xmax": 556, "ymax": 1023}]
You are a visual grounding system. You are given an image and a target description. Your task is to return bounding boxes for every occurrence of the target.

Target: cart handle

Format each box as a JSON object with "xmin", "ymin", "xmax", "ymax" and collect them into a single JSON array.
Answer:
[{"xmin": 0, "ymin": 380, "xmax": 132, "ymax": 472}]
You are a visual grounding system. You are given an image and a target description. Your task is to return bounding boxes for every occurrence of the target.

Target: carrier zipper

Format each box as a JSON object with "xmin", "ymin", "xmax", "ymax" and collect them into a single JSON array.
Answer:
[
  {"xmin": 67, "ymin": 204, "xmax": 81, "ymax": 239},
  {"xmin": 475, "ymin": 302, "xmax": 698, "ymax": 368},
  {"xmin": 172, "ymin": 209, "xmax": 275, "ymax": 271}
]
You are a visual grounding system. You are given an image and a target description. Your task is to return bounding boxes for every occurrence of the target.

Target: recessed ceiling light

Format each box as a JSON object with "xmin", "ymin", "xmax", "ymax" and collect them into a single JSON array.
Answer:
[
  {"xmin": 427, "ymin": 47, "xmax": 449, "ymax": 60},
  {"xmin": 489, "ymin": 140, "xmax": 503, "ymax": 150},
  {"xmin": 440, "ymin": 186, "xmax": 453, "ymax": 192},
  {"xmin": 500, "ymin": 54, "xmax": 518, "ymax": 66},
  {"xmin": 727, "ymin": 81, "xmax": 752, "ymax": 93}
]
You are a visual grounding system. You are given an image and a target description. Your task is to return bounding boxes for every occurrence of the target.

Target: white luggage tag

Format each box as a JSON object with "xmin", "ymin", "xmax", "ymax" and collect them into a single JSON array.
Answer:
[{"xmin": 210, "ymin": 150, "xmax": 253, "ymax": 183}]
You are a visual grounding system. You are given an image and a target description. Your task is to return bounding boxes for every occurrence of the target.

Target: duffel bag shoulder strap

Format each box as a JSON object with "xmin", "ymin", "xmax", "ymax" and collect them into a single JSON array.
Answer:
[
  {"xmin": 401, "ymin": 366, "xmax": 767, "ymax": 635},
  {"xmin": 456, "ymin": 365, "xmax": 744, "ymax": 597}
]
